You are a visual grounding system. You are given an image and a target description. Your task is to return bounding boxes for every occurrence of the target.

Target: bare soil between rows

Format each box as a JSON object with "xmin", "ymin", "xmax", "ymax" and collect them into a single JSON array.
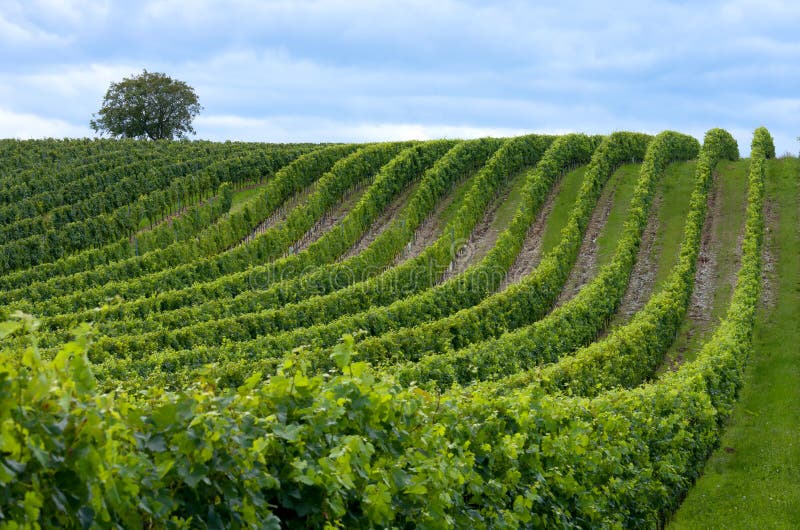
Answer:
[
  {"xmin": 393, "ymin": 175, "xmax": 473, "ymax": 265},
  {"xmin": 614, "ymin": 192, "xmax": 663, "ymax": 323},
  {"xmin": 293, "ymin": 184, "xmax": 369, "ymax": 254},
  {"xmin": 340, "ymin": 182, "xmax": 418, "ymax": 260},
  {"xmin": 439, "ymin": 176, "xmax": 517, "ymax": 282},
  {"xmin": 499, "ymin": 176, "xmax": 564, "ymax": 290},
  {"xmin": 555, "ymin": 174, "xmax": 619, "ymax": 306}
]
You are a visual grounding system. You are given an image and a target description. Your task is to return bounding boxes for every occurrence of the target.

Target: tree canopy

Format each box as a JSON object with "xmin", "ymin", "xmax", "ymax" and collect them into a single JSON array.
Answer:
[{"xmin": 90, "ymin": 70, "xmax": 202, "ymax": 140}]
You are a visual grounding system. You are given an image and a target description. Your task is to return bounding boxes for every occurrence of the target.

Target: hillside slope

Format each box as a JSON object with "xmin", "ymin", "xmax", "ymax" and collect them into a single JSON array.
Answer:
[{"xmin": 0, "ymin": 131, "xmax": 795, "ymax": 528}]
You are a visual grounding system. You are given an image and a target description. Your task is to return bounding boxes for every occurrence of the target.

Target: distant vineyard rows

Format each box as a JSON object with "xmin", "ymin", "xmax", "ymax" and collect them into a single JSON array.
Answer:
[{"xmin": 0, "ymin": 128, "xmax": 774, "ymax": 527}]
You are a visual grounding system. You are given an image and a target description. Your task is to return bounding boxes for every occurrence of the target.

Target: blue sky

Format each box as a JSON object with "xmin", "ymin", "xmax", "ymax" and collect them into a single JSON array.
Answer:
[{"xmin": 1, "ymin": 0, "xmax": 798, "ymax": 153}]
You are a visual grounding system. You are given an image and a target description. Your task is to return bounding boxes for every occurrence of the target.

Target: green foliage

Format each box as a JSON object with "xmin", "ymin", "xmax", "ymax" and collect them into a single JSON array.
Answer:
[
  {"xmin": 90, "ymin": 70, "xmax": 203, "ymax": 140},
  {"xmin": 0, "ymin": 129, "xmax": 774, "ymax": 526},
  {"xmin": 3, "ymin": 143, "xmax": 359, "ymax": 312},
  {"xmin": 85, "ymin": 139, "xmax": 459, "ymax": 336},
  {"xmin": 198, "ymin": 133, "xmax": 604, "ymax": 382},
  {"xmin": 89, "ymin": 135, "xmax": 557, "ymax": 385},
  {"xmin": 394, "ymin": 131, "xmax": 699, "ymax": 389},
  {"xmin": 33, "ymin": 142, "xmax": 420, "ymax": 352},
  {"xmin": 0, "ymin": 143, "xmax": 313, "ymax": 279},
  {"xmin": 671, "ymin": 155, "xmax": 800, "ymax": 528},
  {"xmin": 523, "ymin": 128, "xmax": 740, "ymax": 396}
]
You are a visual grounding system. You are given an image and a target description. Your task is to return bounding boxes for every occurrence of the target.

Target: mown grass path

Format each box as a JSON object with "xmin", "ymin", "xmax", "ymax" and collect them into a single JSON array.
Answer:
[
  {"xmin": 663, "ymin": 159, "xmax": 750, "ymax": 368},
  {"xmin": 612, "ymin": 160, "xmax": 697, "ymax": 325},
  {"xmin": 670, "ymin": 157, "xmax": 800, "ymax": 528}
]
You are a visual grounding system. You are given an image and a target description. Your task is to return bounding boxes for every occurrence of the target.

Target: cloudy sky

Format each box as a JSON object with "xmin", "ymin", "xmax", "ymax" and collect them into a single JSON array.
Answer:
[{"xmin": 1, "ymin": 0, "xmax": 798, "ymax": 153}]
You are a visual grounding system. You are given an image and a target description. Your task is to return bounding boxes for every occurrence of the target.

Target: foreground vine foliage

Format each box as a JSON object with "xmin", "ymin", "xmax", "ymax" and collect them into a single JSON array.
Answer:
[{"xmin": 0, "ymin": 129, "xmax": 773, "ymax": 527}]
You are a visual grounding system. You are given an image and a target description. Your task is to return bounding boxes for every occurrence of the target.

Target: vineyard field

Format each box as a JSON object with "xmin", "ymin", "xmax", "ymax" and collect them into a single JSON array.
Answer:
[{"xmin": 1, "ymin": 129, "xmax": 797, "ymax": 528}]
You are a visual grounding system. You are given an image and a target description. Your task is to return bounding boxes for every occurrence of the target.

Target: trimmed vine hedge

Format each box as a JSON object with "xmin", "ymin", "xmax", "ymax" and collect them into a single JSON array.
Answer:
[
  {"xmin": 0, "ymin": 183, "xmax": 233, "ymax": 292},
  {"xmin": 529, "ymin": 128, "xmax": 740, "ymax": 396},
  {"xmin": 75, "ymin": 140, "xmax": 458, "ymax": 337},
  {"xmin": 103, "ymin": 134, "xmax": 599, "ymax": 387},
  {"xmin": 4, "ymin": 143, "xmax": 365, "ymax": 312},
  {"xmin": 0, "ymin": 129, "xmax": 772, "ymax": 528},
  {"xmin": 0, "ymin": 146, "xmax": 311, "ymax": 273},
  {"xmin": 393, "ymin": 131, "xmax": 699, "ymax": 388},
  {"xmin": 81, "ymin": 139, "xmax": 497, "ymax": 335},
  {"xmin": 87, "ymin": 135, "xmax": 554, "ymax": 366}
]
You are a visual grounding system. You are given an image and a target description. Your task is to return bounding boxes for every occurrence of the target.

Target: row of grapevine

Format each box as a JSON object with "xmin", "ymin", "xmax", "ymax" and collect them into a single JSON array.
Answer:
[
  {"xmin": 81, "ymin": 140, "xmax": 492, "ymax": 338},
  {"xmin": 0, "ymin": 140, "xmax": 167, "ymax": 208},
  {"xmin": 28, "ymin": 142, "xmax": 408, "ymax": 340},
  {"xmin": 131, "ymin": 135, "xmax": 595, "ymax": 336},
  {"xmin": 0, "ymin": 146, "xmax": 311, "ymax": 274},
  {"xmin": 0, "ymin": 145, "xmax": 210, "ymax": 232},
  {"xmin": 392, "ymin": 131, "xmax": 699, "ymax": 388},
  {"xmin": 0, "ymin": 138, "xmax": 103, "ymax": 178},
  {"xmin": 528, "ymin": 128, "xmax": 740, "ymax": 396},
  {"xmin": 2, "ymin": 144, "xmax": 362, "ymax": 309},
  {"xmin": 73, "ymin": 140, "xmax": 453, "ymax": 343},
  {"xmin": 102, "ymin": 134, "xmax": 602, "ymax": 386},
  {"xmin": 84, "ymin": 159, "xmax": 482, "ymax": 383},
  {"xmin": 130, "ymin": 132, "xmax": 653, "ymax": 388},
  {"xmin": 391, "ymin": 128, "xmax": 738, "ymax": 401},
  {"xmin": 0, "ymin": 140, "xmax": 315, "ymax": 197},
  {"xmin": 133, "ymin": 183, "xmax": 234, "ymax": 255},
  {"xmin": 0, "ymin": 148, "xmax": 235, "ymax": 246},
  {"xmin": 77, "ymin": 138, "xmax": 502, "ymax": 332},
  {"xmin": 343, "ymin": 133, "xmax": 654, "ymax": 367},
  {"xmin": 0, "ymin": 130, "xmax": 771, "ymax": 527},
  {"xmin": 0, "ymin": 141, "xmax": 280, "ymax": 224},
  {"xmin": 424, "ymin": 127, "xmax": 769, "ymax": 526},
  {"xmin": 84, "ymin": 135, "xmax": 554, "ymax": 362},
  {"xmin": 0, "ymin": 182, "xmax": 234, "ymax": 291}
]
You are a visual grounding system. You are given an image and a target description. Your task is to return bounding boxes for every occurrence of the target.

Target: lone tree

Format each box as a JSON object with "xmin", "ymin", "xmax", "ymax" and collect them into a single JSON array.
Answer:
[{"xmin": 90, "ymin": 70, "xmax": 202, "ymax": 140}]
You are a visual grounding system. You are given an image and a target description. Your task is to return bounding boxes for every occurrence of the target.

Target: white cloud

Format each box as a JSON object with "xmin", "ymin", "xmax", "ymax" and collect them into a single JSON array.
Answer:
[
  {"xmin": 0, "ymin": 12, "xmax": 66, "ymax": 46},
  {"xmin": 20, "ymin": 63, "xmax": 138, "ymax": 98},
  {"xmin": 0, "ymin": 0, "xmax": 798, "ymax": 154},
  {"xmin": 8, "ymin": 0, "xmax": 110, "ymax": 29},
  {"xmin": 29, "ymin": 0, "xmax": 111, "ymax": 24},
  {"xmin": 0, "ymin": 107, "xmax": 88, "ymax": 138},
  {"xmin": 194, "ymin": 114, "xmax": 557, "ymax": 142}
]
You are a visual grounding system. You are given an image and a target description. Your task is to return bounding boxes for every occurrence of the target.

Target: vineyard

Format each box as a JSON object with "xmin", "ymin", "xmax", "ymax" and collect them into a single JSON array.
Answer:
[{"xmin": 0, "ymin": 128, "xmax": 795, "ymax": 528}]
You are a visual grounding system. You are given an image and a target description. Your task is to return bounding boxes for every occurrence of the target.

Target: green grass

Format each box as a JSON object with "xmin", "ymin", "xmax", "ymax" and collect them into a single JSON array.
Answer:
[
  {"xmin": 670, "ymin": 157, "xmax": 800, "ymax": 529},
  {"xmin": 229, "ymin": 184, "xmax": 266, "ymax": 215},
  {"xmin": 135, "ymin": 193, "xmax": 222, "ymax": 231},
  {"xmin": 664, "ymin": 159, "xmax": 750, "ymax": 364},
  {"xmin": 596, "ymin": 163, "xmax": 640, "ymax": 267},
  {"xmin": 488, "ymin": 171, "xmax": 531, "ymax": 232},
  {"xmin": 709, "ymin": 160, "xmax": 750, "ymax": 332},
  {"xmin": 539, "ymin": 166, "xmax": 587, "ymax": 255},
  {"xmin": 447, "ymin": 171, "xmax": 528, "ymax": 266},
  {"xmin": 607, "ymin": 160, "xmax": 697, "ymax": 328},
  {"xmin": 433, "ymin": 169, "xmax": 483, "ymax": 231},
  {"xmin": 652, "ymin": 160, "xmax": 698, "ymax": 288}
]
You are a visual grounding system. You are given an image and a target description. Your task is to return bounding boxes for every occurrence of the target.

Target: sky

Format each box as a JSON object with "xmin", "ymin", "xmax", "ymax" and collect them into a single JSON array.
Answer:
[{"xmin": 0, "ymin": 0, "xmax": 798, "ymax": 154}]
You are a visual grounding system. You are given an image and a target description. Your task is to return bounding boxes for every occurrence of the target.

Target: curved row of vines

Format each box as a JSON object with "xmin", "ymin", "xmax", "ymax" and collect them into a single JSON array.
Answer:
[{"xmin": 0, "ymin": 128, "xmax": 774, "ymax": 527}]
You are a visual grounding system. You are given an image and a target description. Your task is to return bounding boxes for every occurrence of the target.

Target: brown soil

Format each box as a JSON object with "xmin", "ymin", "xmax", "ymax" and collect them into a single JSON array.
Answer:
[
  {"xmin": 340, "ymin": 182, "xmax": 418, "ymax": 260},
  {"xmin": 666, "ymin": 172, "xmax": 725, "ymax": 371},
  {"xmin": 240, "ymin": 189, "xmax": 307, "ymax": 246},
  {"xmin": 685, "ymin": 173, "xmax": 722, "ymax": 329},
  {"xmin": 499, "ymin": 177, "xmax": 564, "ymax": 290},
  {"xmin": 394, "ymin": 176, "xmax": 470, "ymax": 265},
  {"xmin": 614, "ymin": 192, "xmax": 663, "ymax": 323},
  {"xmin": 555, "ymin": 174, "xmax": 619, "ymax": 306},
  {"xmin": 760, "ymin": 198, "xmax": 778, "ymax": 310},
  {"xmin": 291, "ymin": 183, "xmax": 369, "ymax": 254},
  {"xmin": 439, "ymin": 176, "xmax": 516, "ymax": 283}
]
